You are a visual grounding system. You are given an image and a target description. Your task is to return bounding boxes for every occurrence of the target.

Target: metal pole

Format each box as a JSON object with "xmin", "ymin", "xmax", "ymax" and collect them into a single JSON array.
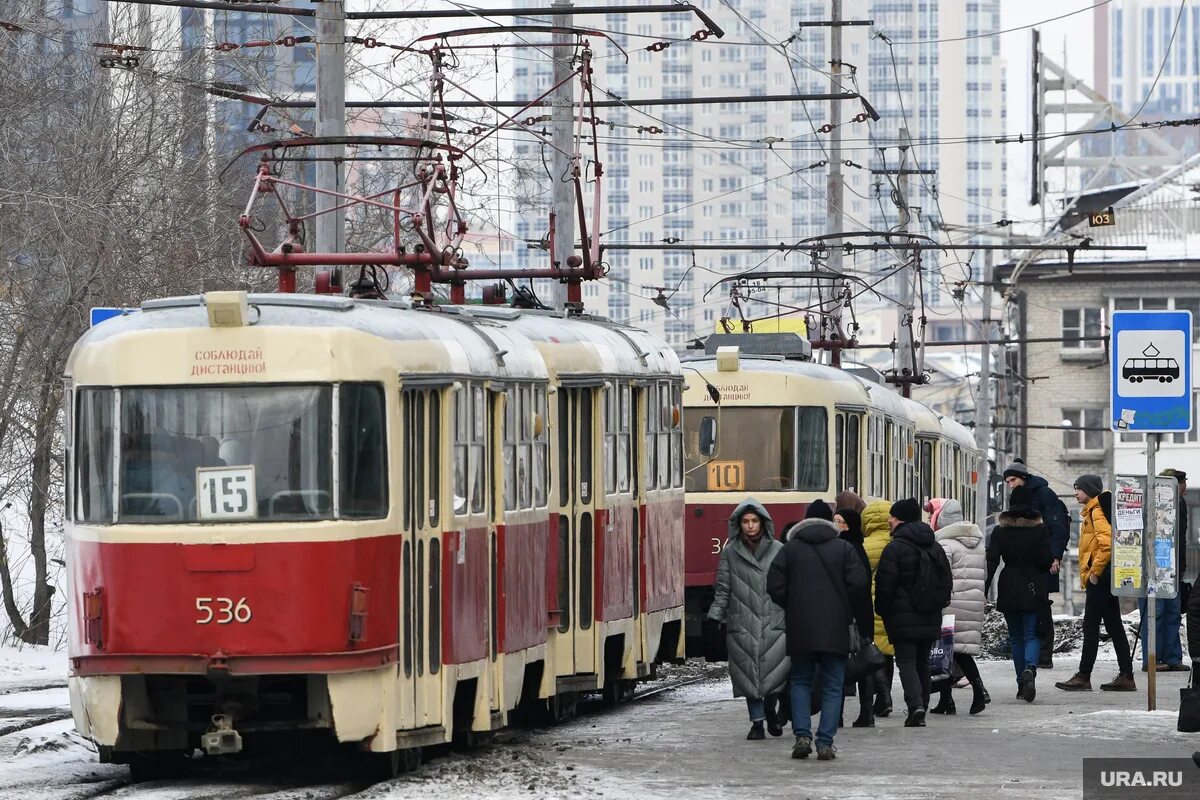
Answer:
[
  {"xmin": 315, "ymin": 1, "xmax": 346, "ymax": 256},
  {"xmin": 896, "ymin": 127, "xmax": 915, "ymax": 398},
  {"xmin": 975, "ymin": 249, "xmax": 994, "ymax": 524},
  {"xmin": 547, "ymin": 0, "xmax": 575, "ymax": 309},
  {"xmin": 1147, "ymin": 432, "xmax": 1158, "ymax": 710}
]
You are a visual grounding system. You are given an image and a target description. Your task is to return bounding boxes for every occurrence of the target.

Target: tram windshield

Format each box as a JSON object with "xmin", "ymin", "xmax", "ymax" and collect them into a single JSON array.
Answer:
[
  {"xmin": 74, "ymin": 384, "xmax": 388, "ymax": 524},
  {"xmin": 683, "ymin": 406, "xmax": 828, "ymax": 493}
]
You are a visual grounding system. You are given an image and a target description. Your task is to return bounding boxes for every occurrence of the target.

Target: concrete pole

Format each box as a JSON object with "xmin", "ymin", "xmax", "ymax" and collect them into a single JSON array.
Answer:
[
  {"xmin": 975, "ymin": 249, "xmax": 994, "ymax": 525},
  {"xmin": 827, "ymin": 0, "xmax": 844, "ymax": 360},
  {"xmin": 549, "ymin": 0, "xmax": 576, "ymax": 309},
  {"xmin": 316, "ymin": 1, "xmax": 346, "ymax": 255},
  {"xmin": 896, "ymin": 127, "xmax": 915, "ymax": 398}
]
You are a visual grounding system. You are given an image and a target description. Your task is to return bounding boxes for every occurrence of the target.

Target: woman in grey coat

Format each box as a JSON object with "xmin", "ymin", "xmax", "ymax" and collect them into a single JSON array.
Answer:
[
  {"xmin": 708, "ymin": 498, "xmax": 790, "ymax": 740},
  {"xmin": 928, "ymin": 498, "xmax": 991, "ymax": 715}
]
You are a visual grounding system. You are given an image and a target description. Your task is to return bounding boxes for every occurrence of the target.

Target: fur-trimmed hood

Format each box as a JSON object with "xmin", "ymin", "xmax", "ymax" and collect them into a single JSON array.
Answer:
[
  {"xmin": 784, "ymin": 517, "xmax": 839, "ymax": 543},
  {"xmin": 997, "ymin": 508, "xmax": 1044, "ymax": 527}
]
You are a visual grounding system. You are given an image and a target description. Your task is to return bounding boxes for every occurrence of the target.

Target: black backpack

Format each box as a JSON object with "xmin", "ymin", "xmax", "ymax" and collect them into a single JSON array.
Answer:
[{"xmin": 902, "ymin": 540, "xmax": 952, "ymax": 613}]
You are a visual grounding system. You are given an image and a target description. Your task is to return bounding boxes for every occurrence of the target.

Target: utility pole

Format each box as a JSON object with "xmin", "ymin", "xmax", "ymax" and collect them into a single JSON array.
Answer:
[
  {"xmin": 896, "ymin": 127, "xmax": 915, "ymax": 398},
  {"xmin": 1146, "ymin": 432, "xmax": 1159, "ymax": 710},
  {"xmin": 826, "ymin": 0, "xmax": 844, "ymax": 365},
  {"xmin": 549, "ymin": 0, "xmax": 576, "ymax": 309},
  {"xmin": 315, "ymin": 1, "xmax": 346, "ymax": 256},
  {"xmin": 975, "ymin": 249, "xmax": 994, "ymax": 525}
]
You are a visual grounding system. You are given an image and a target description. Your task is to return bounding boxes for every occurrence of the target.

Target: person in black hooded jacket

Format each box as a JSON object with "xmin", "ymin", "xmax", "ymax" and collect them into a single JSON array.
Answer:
[
  {"xmin": 874, "ymin": 498, "xmax": 953, "ymax": 728},
  {"xmin": 835, "ymin": 506, "xmax": 876, "ymax": 727},
  {"xmin": 985, "ymin": 486, "xmax": 1053, "ymax": 703},
  {"xmin": 1002, "ymin": 461, "xmax": 1069, "ymax": 667}
]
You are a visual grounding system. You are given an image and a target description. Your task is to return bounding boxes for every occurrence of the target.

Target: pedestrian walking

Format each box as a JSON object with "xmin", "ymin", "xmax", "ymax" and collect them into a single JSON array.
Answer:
[
  {"xmin": 874, "ymin": 498, "xmax": 953, "ymax": 727},
  {"xmin": 834, "ymin": 505, "xmax": 877, "ymax": 727},
  {"xmin": 862, "ymin": 499, "xmax": 896, "ymax": 717},
  {"xmin": 1138, "ymin": 468, "xmax": 1190, "ymax": 672},
  {"xmin": 707, "ymin": 499, "xmax": 790, "ymax": 739},
  {"xmin": 1001, "ymin": 461, "xmax": 1070, "ymax": 668},
  {"xmin": 985, "ymin": 487, "xmax": 1052, "ymax": 702},
  {"xmin": 768, "ymin": 516, "xmax": 867, "ymax": 761},
  {"xmin": 1055, "ymin": 475, "xmax": 1137, "ymax": 693},
  {"xmin": 1189, "ymin": 564, "xmax": 1200, "ymax": 668},
  {"xmin": 926, "ymin": 498, "xmax": 991, "ymax": 715}
]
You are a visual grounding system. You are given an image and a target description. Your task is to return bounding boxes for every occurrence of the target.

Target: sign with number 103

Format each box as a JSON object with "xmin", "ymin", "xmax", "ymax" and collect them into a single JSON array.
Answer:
[{"xmin": 197, "ymin": 466, "xmax": 257, "ymax": 520}]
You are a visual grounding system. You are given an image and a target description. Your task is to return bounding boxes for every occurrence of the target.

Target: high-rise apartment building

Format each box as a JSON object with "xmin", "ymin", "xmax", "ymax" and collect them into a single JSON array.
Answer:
[{"xmin": 510, "ymin": 1, "xmax": 1005, "ymax": 348}]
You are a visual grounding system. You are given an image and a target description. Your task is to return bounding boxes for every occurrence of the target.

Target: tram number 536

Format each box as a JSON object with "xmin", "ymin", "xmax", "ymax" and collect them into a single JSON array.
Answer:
[{"xmin": 196, "ymin": 597, "xmax": 253, "ymax": 624}]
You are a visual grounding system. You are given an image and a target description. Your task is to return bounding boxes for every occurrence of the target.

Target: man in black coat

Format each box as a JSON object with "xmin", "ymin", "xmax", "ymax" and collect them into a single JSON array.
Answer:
[
  {"xmin": 1002, "ymin": 461, "xmax": 1070, "ymax": 667},
  {"xmin": 768, "ymin": 517, "xmax": 867, "ymax": 760},
  {"xmin": 874, "ymin": 498, "xmax": 953, "ymax": 728}
]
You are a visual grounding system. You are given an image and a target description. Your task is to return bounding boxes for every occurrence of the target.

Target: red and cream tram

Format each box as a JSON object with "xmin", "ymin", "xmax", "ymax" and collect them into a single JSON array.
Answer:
[
  {"xmin": 679, "ymin": 335, "xmax": 983, "ymax": 653},
  {"xmin": 65, "ymin": 291, "xmax": 684, "ymax": 777}
]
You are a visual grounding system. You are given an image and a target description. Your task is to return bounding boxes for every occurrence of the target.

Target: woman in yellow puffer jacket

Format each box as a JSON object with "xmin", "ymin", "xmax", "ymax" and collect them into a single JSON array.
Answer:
[{"xmin": 862, "ymin": 499, "xmax": 896, "ymax": 716}]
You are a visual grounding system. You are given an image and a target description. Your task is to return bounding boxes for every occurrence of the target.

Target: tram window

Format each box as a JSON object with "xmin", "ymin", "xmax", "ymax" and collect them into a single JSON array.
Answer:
[
  {"xmin": 644, "ymin": 383, "xmax": 658, "ymax": 490},
  {"xmin": 416, "ymin": 539, "xmax": 425, "ymax": 676},
  {"xmin": 118, "ymin": 386, "xmax": 331, "ymax": 523},
  {"xmin": 579, "ymin": 512, "xmax": 593, "ymax": 630},
  {"xmin": 533, "ymin": 387, "xmax": 548, "ymax": 508},
  {"xmin": 415, "ymin": 392, "xmax": 426, "ymax": 529},
  {"xmin": 454, "ymin": 388, "xmax": 469, "ymax": 514},
  {"xmin": 402, "ymin": 540, "xmax": 413, "ymax": 678},
  {"xmin": 835, "ymin": 415, "xmax": 845, "ymax": 492},
  {"xmin": 557, "ymin": 514, "xmax": 571, "ymax": 633},
  {"xmin": 558, "ymin": 391, "xmax": 570, "ymax": 507},
  {"xmin": 671, "ymin": 383, "xmax": 683, "ymax": 488},
  {"xmin": 795, "ymin": 407, "xmax": 828, "ymax": 492},
  {"xmin": 428, "ymin": 539, "xmax": 441, "ymax": 673},
  {"xmin": 518, "ymin": 385, "xmax": 532, "ymax": 509},
  {"xmin": 429, "ymin": 394, "xmax": 440, "ymax": 527},
  {"xmin": 75, "ymin": 388, "xmax": 115, "ymax": 524},
  {"xmin": 504, "ymin": 388, "xmax": 517, "ymax": 511},
  {"xmin": 339, "ymin": 384, "xmax": 387, "ymax": 519},
  {"xmin": 618, "ymin": 384, "xmax": 631, "ymax": 493},
  {"xmin": 470, "ymin": 386, "xmax": 486, "ymax": 514},
  {"xmin": 846, "ymin": 415, "xmax": 861, "ymax": 494},
  {"xmin": 919, "ymin": 439, "xmax": 934, "ymax": 501},
  {"xmin": 579, "ymin": 391, "xmax": 593, "ymax": 505},
  {"xmin": 604, "ymin": 387, "xmax": 616, "ymax": 495},
  {"xmin": 662, "ymin": 381, "xmax": 672, "ymax": 489}
]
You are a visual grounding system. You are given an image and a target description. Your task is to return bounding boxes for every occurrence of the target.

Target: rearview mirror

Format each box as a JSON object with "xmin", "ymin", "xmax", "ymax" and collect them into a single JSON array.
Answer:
[{"xmin": 699, "ymin": 416, "xmax": 717, "ymax": 457}]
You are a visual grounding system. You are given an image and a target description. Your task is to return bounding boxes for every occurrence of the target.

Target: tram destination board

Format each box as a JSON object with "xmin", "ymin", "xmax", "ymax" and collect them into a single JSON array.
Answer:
[{"xmin": 1110, "ymin": 310, "xmax": 1193, "ymax": 433}]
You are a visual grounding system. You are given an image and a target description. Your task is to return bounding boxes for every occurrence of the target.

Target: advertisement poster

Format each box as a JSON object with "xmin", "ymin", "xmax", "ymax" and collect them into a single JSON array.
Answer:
[
  {"xmin": 1149, "ymin": 476, "xmax": 1178, "ymax": 599},
  {"xmin": 1111, "ymin": 476, "xmax": 1145, "ymax": 596}
]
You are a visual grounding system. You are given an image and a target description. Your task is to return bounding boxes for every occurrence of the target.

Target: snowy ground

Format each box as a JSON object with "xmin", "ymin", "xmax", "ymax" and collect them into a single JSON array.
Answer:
[{"xmin": 0, "ymin": 646, "xmax": 1196, "ymax": 799}]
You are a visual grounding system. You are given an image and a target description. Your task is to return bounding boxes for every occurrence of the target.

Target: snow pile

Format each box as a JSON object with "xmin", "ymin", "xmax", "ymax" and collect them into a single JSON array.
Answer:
[
  {"xmin": 980, "ymin": 609, "xmax": 1144, "ymax": 660},
  {"xmin": 0, "ymin": 646, "xmax": 66, "ymax": 692},
  {"xmin": 1030, "ymin": 709, "xmax": 1190, "ymax": 742}
]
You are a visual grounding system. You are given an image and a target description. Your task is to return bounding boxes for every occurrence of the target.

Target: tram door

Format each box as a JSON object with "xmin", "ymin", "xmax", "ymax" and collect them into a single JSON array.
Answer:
[
  {"xmin": 557, "ymin": 385, "xmax": 597, "ymax": 676},
  {"xmin": 399, "ymin": 388, "xmax": 443, "ymax": 729}
]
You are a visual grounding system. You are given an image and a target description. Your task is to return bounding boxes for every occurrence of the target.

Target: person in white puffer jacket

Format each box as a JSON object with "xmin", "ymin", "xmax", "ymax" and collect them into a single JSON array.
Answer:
[{"xmin": 927, "ymin": 498, "xmax": 991, "ymax": 715}]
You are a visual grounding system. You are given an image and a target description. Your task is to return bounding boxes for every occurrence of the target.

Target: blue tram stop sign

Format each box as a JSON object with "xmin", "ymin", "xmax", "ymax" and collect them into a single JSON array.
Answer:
[
  {"xmin": 90, "ymin": 307, "xmax": 139, "ymax": 327},
  {"xmin": 1110, "ymin": 310, "xmax": 1193, "ymax": 433}
]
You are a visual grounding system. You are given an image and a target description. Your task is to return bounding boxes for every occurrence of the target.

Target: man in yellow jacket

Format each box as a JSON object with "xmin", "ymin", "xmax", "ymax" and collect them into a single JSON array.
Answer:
[{"xmin": 1055, "ymin": 475, "xmax": 1137, "ymax": 692}]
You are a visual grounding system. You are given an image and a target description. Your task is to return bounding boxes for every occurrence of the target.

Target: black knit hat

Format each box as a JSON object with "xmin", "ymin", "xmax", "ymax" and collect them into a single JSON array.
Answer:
[
  {"xmin": 1002, "ymin": 461, "xmax": 1030, "ymax": 480},
  {"xmin": 1073, "ymin": 474, "xmax": 1103, "ymax": 499},
  {"xmin": 1008, "ymin": 484, "xmax": 1034, "ymax": 512},
  {"xmin": 805, "ymin": 499, "xmax": 834, "ymax": 521},
  {"xmin": 889, "ymin": 498, "xmax": 921, "ymax": 524}
]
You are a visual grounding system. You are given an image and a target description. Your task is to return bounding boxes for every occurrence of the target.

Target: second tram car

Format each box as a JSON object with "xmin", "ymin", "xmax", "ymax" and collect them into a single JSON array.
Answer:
[
  {"xmin": 678, "ymin": 335, "xmax": 983, "ymax": 653},
  {"xmin": 65, "ymin": 291, "xmax": 685, "ymax": 777}
]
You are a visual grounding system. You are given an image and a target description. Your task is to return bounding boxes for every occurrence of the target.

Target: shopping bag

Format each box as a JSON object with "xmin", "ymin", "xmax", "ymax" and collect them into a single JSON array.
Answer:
[{"xmin": 928, "ymin": 614, "xmax": 955, "ymax": 678}]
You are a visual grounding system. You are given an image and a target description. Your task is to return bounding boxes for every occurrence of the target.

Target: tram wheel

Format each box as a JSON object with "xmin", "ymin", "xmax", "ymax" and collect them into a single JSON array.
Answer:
[
  {"xmin": 547, "ymin": 690, "xmax": 579, "ymax": 724},
  {"xmin": 603, "ymin": 679, "xmax": 637, "ymax": 705},
  {"xmin": 1160, "ymin": 376, "xmax": 1169, "ymax": 383},
  {"xmin": 367, "ymin": 746, "xmax": 421, "ymax": 780}
]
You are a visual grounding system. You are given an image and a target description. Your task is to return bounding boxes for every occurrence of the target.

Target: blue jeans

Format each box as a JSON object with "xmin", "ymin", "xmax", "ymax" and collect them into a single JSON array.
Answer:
[
  {"xmin": 745, "ymin": 697, "xmax": 765, "ymax": 722},
  {"xmin": 1004, "ymin": 611, "xmax": 1041, "ymax": 685},
  {"xmin": 789, "ymin": 653, "xmax": 847, "ymax": 748},
  {"xmin": 1138, "ymin": 596, "xmax": 1184, "ymax": 666}
]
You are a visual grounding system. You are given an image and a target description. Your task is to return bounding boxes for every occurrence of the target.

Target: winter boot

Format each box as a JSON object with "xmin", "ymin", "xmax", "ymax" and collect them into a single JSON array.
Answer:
[
  {"xmin": 1100, "ymin": 673, "xmax": 1137, "ymax": 692},
  {"xmin": 1021, "ymin": 668, "xmax": 1037, "ymax": 703},
  {"xmin": 873, "ymin": 694, "xmax": 892, "ymax": 718},
  {"xmin": 851, "ymin": 710, "xmax": 875, "ymax": 728},
  {"xmin": 1054, "ymin": 673, "xmax": 1092, "ymax": 692},
  {"xmin": 930, "ymin": 691, "xmax": 956, "ymax": 715},
  {"xmin": 817, "ymin": 744, "xmax": 837, "ymax": 761},
  {"xmin": 792, "ymin": 735, "xmax": 813, "ymax": 759},
  {"xmin": 765, "ymin": 709, "xmax": 783, "ymax": 738},
  {"xmin": 903, "ymin": 708, "xmax": 927, "ymax": 728},
  {"xmin": 969, "ymin": 685, "xmax": 988, "ymax": 715},
  {"xmin": 982, "ymin": 688, "xmax": 991, "ymax": 704},
  {"xmin": 747, "ymin": 721, "xmax": 765, "ymax": 740}
]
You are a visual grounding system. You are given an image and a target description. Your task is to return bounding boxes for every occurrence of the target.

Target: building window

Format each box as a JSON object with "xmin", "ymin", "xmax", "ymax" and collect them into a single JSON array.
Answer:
[
  {"xmin": 1062, "ymin": 308, "xmax": 1103, "ymax": 349},
  {"xmin": 1062, "ymin": 408, "xmax": 1105, "ymax": 452}
]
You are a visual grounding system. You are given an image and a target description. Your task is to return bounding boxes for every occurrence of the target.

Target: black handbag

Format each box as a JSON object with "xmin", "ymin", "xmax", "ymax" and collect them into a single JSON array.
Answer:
[
  {"xmin": 1179, "ymin": 670, "xmax": 1200, "ymax": 733},
  {"xmin": 805, "ymin": 542, "xmax": 886, "ymax": 681}
]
